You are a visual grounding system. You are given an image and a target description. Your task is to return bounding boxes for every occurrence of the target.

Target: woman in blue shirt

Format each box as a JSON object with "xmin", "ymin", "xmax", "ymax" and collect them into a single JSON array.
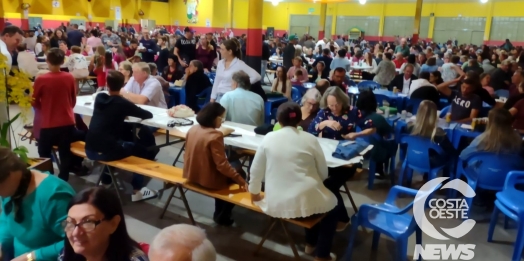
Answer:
[
  {"xmin": 308, "ymin": 86, "xmax": 365, "ymax": 231},
  {"xmin": 0, "ymin": 148, "xmax": 75, "ymax": 261}
]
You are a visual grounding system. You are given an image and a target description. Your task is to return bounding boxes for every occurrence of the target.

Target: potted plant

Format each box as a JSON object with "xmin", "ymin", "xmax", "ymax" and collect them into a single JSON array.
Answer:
[{"xmin": 0, "ymin": 50, "xmax": 52, "ymax": 172}]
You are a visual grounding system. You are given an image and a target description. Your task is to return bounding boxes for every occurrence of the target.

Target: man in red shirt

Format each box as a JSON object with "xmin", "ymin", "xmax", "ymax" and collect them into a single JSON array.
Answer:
[
  {"xmin": 393, "ymin": 53, "xmax": 405, "ymax": 69},
  {"xmin": 32, "ymin": 48, "xmax": 77, "ymax": 181}
]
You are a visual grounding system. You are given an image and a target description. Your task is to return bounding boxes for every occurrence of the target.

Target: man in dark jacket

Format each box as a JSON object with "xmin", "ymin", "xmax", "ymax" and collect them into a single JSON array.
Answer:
[
  {"xmin": 283, "ymin": 35, "xmax": 297, "ymax": 69},
  {"xmin": 490, "ymin": 60, "xmax": 511, "ymax": 91},
  {"xmin": 388, "ymin": 64, "xmax": 418, "ymax": 93},
  {"xmin": 262, "ymin": 34, "xmax": 271, "ymax": 84}
]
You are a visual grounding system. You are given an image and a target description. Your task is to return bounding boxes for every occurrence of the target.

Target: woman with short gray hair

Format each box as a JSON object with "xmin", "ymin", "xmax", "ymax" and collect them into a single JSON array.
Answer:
[
  {"xmin": 299, "ymin": 88, "xmax": 321, "ymax": 130},
  {"xmin": 319, "ymin": 86, "xmax": 350, "ymax": 112}
]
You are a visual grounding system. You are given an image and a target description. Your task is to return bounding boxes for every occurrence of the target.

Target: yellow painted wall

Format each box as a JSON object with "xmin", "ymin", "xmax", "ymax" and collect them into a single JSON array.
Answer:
[
  {"xmin": 169, "ymin": 0, "xmax": 214, "ymax": 28},
  {"xmin": 213, "ymin": 0, "xmax": 229, "ymax": 29},
  {"xmin": 3, "ymin": 0, "xmax": 524, "ymax": 37},
  {"xmin": 258, "ymin": 1, "xmax": 524, "ymax": 32},
  {"xmin": 140, "ymin": 1, "xmax": 171, "ymax": 25},
  {"xmin": 262, "ymin": 2, "xmax": 321, "ymax": 30}
]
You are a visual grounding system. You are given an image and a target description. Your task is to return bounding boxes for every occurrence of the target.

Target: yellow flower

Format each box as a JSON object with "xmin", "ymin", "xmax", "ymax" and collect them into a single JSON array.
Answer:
[{"xmin": 0, "ymin": 53, "xmax": 34, "ymax": 122}]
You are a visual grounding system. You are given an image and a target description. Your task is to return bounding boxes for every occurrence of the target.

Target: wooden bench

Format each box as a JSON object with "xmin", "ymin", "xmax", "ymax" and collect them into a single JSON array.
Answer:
[
  {"xmin": 77, "ymin": 76, "xmax": 98, "ymax": 94},
  {"xmin": 70, "ymin": 141, "xmax": 325, "ymax": 260},
  {"xmin": 180, "ymin": 182, "xmax": 325, "ymax": 260},
  {"xmin": 70, "ymin": 141, "xmax": 187, "ymax": 206}
]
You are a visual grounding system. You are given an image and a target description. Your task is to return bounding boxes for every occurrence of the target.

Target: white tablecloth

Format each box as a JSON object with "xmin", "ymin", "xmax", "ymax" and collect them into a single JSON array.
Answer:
[
  {"xmin": 74, "ymin": 95, "xmax": 369, "ymax": 167},
  {"xmin": 351, "ymin": 65, "xmax": 373, "ymax": 70},
  {"xmin": 269, "ymin": 57, "xmax": 283, "ymax": 64}
]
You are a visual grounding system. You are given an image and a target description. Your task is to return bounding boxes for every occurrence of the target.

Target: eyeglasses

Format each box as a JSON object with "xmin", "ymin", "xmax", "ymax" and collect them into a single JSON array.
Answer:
[
  {"xmin": 219, "ymin": 116, "xmax": 225, "ymax": 123},
  {"xmin": 62, "ymin": 219, "xmax": 105, "ymax": 232}
]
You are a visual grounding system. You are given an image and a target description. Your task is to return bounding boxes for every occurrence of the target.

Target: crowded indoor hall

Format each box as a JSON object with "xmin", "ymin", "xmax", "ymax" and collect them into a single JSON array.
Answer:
[{"xmin": 1, "ymin": 0, "xmax": 524, "ymax": 260}]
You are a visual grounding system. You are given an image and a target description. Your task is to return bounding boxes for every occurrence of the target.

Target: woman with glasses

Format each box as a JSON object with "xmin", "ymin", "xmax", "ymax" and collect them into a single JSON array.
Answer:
[
  {"xmin": 307, "ymin": 87, "xmax": 364, "ymax": 232},
  {"xmin": 0, "ymin": 147, "xmax": 75, "ymax": 261},
  {"xmin": 59, "ymin": 187, "xmax": 148, "ymax": 261},
  {"xmin": 182, "ymin": 102, "xmax": 247, "ymax": 226},
  {"xmin": 299, "ymin": 88, "xmax": 322, "ymax": 131}
]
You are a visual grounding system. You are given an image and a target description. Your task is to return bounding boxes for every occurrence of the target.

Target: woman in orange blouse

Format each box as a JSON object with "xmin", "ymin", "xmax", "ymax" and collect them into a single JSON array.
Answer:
[{"xmin": 183, "ymin": 102, "xmax": 247, "ymax": 226}]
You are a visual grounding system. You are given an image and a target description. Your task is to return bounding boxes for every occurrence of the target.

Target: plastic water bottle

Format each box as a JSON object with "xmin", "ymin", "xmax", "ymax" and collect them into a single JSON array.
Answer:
[{"xmin": 384, "ymin": 107, "xmax": 390, "ymax": 118}]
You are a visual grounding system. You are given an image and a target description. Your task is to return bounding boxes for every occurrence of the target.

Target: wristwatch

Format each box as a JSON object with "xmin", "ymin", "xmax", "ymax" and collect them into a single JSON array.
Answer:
[{"xmin": 27, "ymin": 252, "xmax": 35, "ymax": 261}]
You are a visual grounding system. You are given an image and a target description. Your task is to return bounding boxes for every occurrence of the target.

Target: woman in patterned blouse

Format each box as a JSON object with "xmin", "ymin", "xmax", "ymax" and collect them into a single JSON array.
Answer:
[
  {"xmin": 59, "ymin": 187, "xmax": 149, "ymax": 261},
  {"xmin": 307, "ymin": 86, "xmax": 365, "ymax": 231}
]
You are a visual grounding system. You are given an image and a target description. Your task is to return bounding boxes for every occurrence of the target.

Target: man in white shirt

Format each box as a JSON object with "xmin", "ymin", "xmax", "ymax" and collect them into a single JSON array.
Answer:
[
  {"xmin": 121, "ymin": 62, "xmax": 167, "ymax": 109},
  {"xmin": 408, "ymin": 71, "xmax": 435, "ymax": 97},
  {"xmin": 1, "ymin": 25, "xmax": 24, "ymax": 72},
  {"xmin": 220, "ymin": 70, "xmax": 265, "ymax": 126},
  {"xmin": 1, "ymin": 26, "xmax": 24, "ymax": 136}
]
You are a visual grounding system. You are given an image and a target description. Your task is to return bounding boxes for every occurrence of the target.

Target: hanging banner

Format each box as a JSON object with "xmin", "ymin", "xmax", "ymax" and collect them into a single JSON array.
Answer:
[{"xmin": 114, "ymin": 6, "xmax": 122, "ymax": 20}]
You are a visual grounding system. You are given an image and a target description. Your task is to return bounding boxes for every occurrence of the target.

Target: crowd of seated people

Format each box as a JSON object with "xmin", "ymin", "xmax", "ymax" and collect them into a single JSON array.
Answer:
[{"xmin": 8, "ymin": 21, "xmax": 524, "ymax": 261}]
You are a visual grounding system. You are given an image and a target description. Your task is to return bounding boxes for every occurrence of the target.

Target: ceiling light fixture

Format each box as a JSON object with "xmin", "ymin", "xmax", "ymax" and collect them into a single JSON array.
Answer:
[
  {"xmin": 359, "ymin": 0, "xmax": 366, "ymax": 4},
  {"xmin": 480, "ymin": 0, "xmax": 488, "ymax": 3},
  {"xmin": 272, "ymin": 0, "xmax": 279, "ymax": 6}
]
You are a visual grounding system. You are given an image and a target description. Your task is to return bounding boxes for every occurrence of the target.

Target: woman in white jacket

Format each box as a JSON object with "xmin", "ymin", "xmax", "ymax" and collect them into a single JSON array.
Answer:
[{"xmin": 249, "ymin": 102, "xmax": 338, "ymax": 261}]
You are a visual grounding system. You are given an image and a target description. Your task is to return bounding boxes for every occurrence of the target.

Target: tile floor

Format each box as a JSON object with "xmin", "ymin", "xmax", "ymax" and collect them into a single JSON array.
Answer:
[{"xmin": 8, "ymin": 99, "xmax": 521, "ymax": 260}]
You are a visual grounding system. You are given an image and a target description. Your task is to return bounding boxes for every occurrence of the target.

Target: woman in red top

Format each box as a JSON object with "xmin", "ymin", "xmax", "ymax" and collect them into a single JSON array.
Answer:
[
  {"xmin": 195, "ymin": 37, "xmax": 216, "ymax": 71},
  {"xmin": 162, "ymin": 54, "xmax": 183, "ymax": 84}
]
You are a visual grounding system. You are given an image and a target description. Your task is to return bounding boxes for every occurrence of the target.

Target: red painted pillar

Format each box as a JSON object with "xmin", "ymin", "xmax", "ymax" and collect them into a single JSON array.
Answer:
[
  {"xmin": 245, "ymin": 0, "xmax": 262, "ymax": 73},
  {"xmin": 412, "ymin": 0, "xmax": 423, "ymax": 44},
  {"xmin": 318, "ymin": 4, "xmax": 327, "ymax": 40}
]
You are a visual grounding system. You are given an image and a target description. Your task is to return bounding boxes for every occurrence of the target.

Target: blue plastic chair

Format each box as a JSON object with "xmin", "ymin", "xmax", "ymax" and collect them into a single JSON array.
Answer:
[
  {"xmin": 374, "ymin": 94, "xmax": 393, "ymax": 107},
  {"xmin": 453, "ymin": 152, "xmax": 523, "ymax": 218},
  {"xmin": 439, "ymin": 105, "xmax": 450, "ymax": 118},
  {"xmin": 357, "ymin": 80, "xmax": 382, "ymax": 91},
  {"xmin": 398, "ymin": 135, "xmax": 449, "ymax": 187},
  {"xmin": 344, "ymin": 185, "xmax": 440, "ymax": 261},
  {"xmin": 196, "ymin": 87, "xmax": 212, "ymax": 109},
  {"xmin": 363, "ymin": 134, "xmax": 398, "ymax": 190},
  {"xmin": 167, "ymin": 87, "xmax": 180, "ymax": 108},
  {"xmin": 488, "ymin": 171, "xmax": 524, "ymax": 261},
  {"xmin": 291, "ymin": 87, "xmax": 302, "ymax": 104},
  {"xmin": 207, "ymin": 72, "xmax": 216, "ymax": 84},
  {"xmin": 405, "ymin": 98, "xmax": 423, "ymax": 114},
  {"xmin": 292, "ymin": 85, "xmax": 307, "ymax": 95},
  {"xmin": 264, "ymin": 102, "xmax": 271, "ymax": 124},
  {"xmin": 439, "ymin": 98, "xmax": 450, "ymax": 109},
  {"xmin": 360, "ymin": 132, "xmax": 398, "ymax": 189},
  {"xmin": 495, "ymin": 89, "xmax": 510, "ymax": 98},
  {"xmin": 179, "ymin": 87, "xmax": 186, "ymax": 105}
]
